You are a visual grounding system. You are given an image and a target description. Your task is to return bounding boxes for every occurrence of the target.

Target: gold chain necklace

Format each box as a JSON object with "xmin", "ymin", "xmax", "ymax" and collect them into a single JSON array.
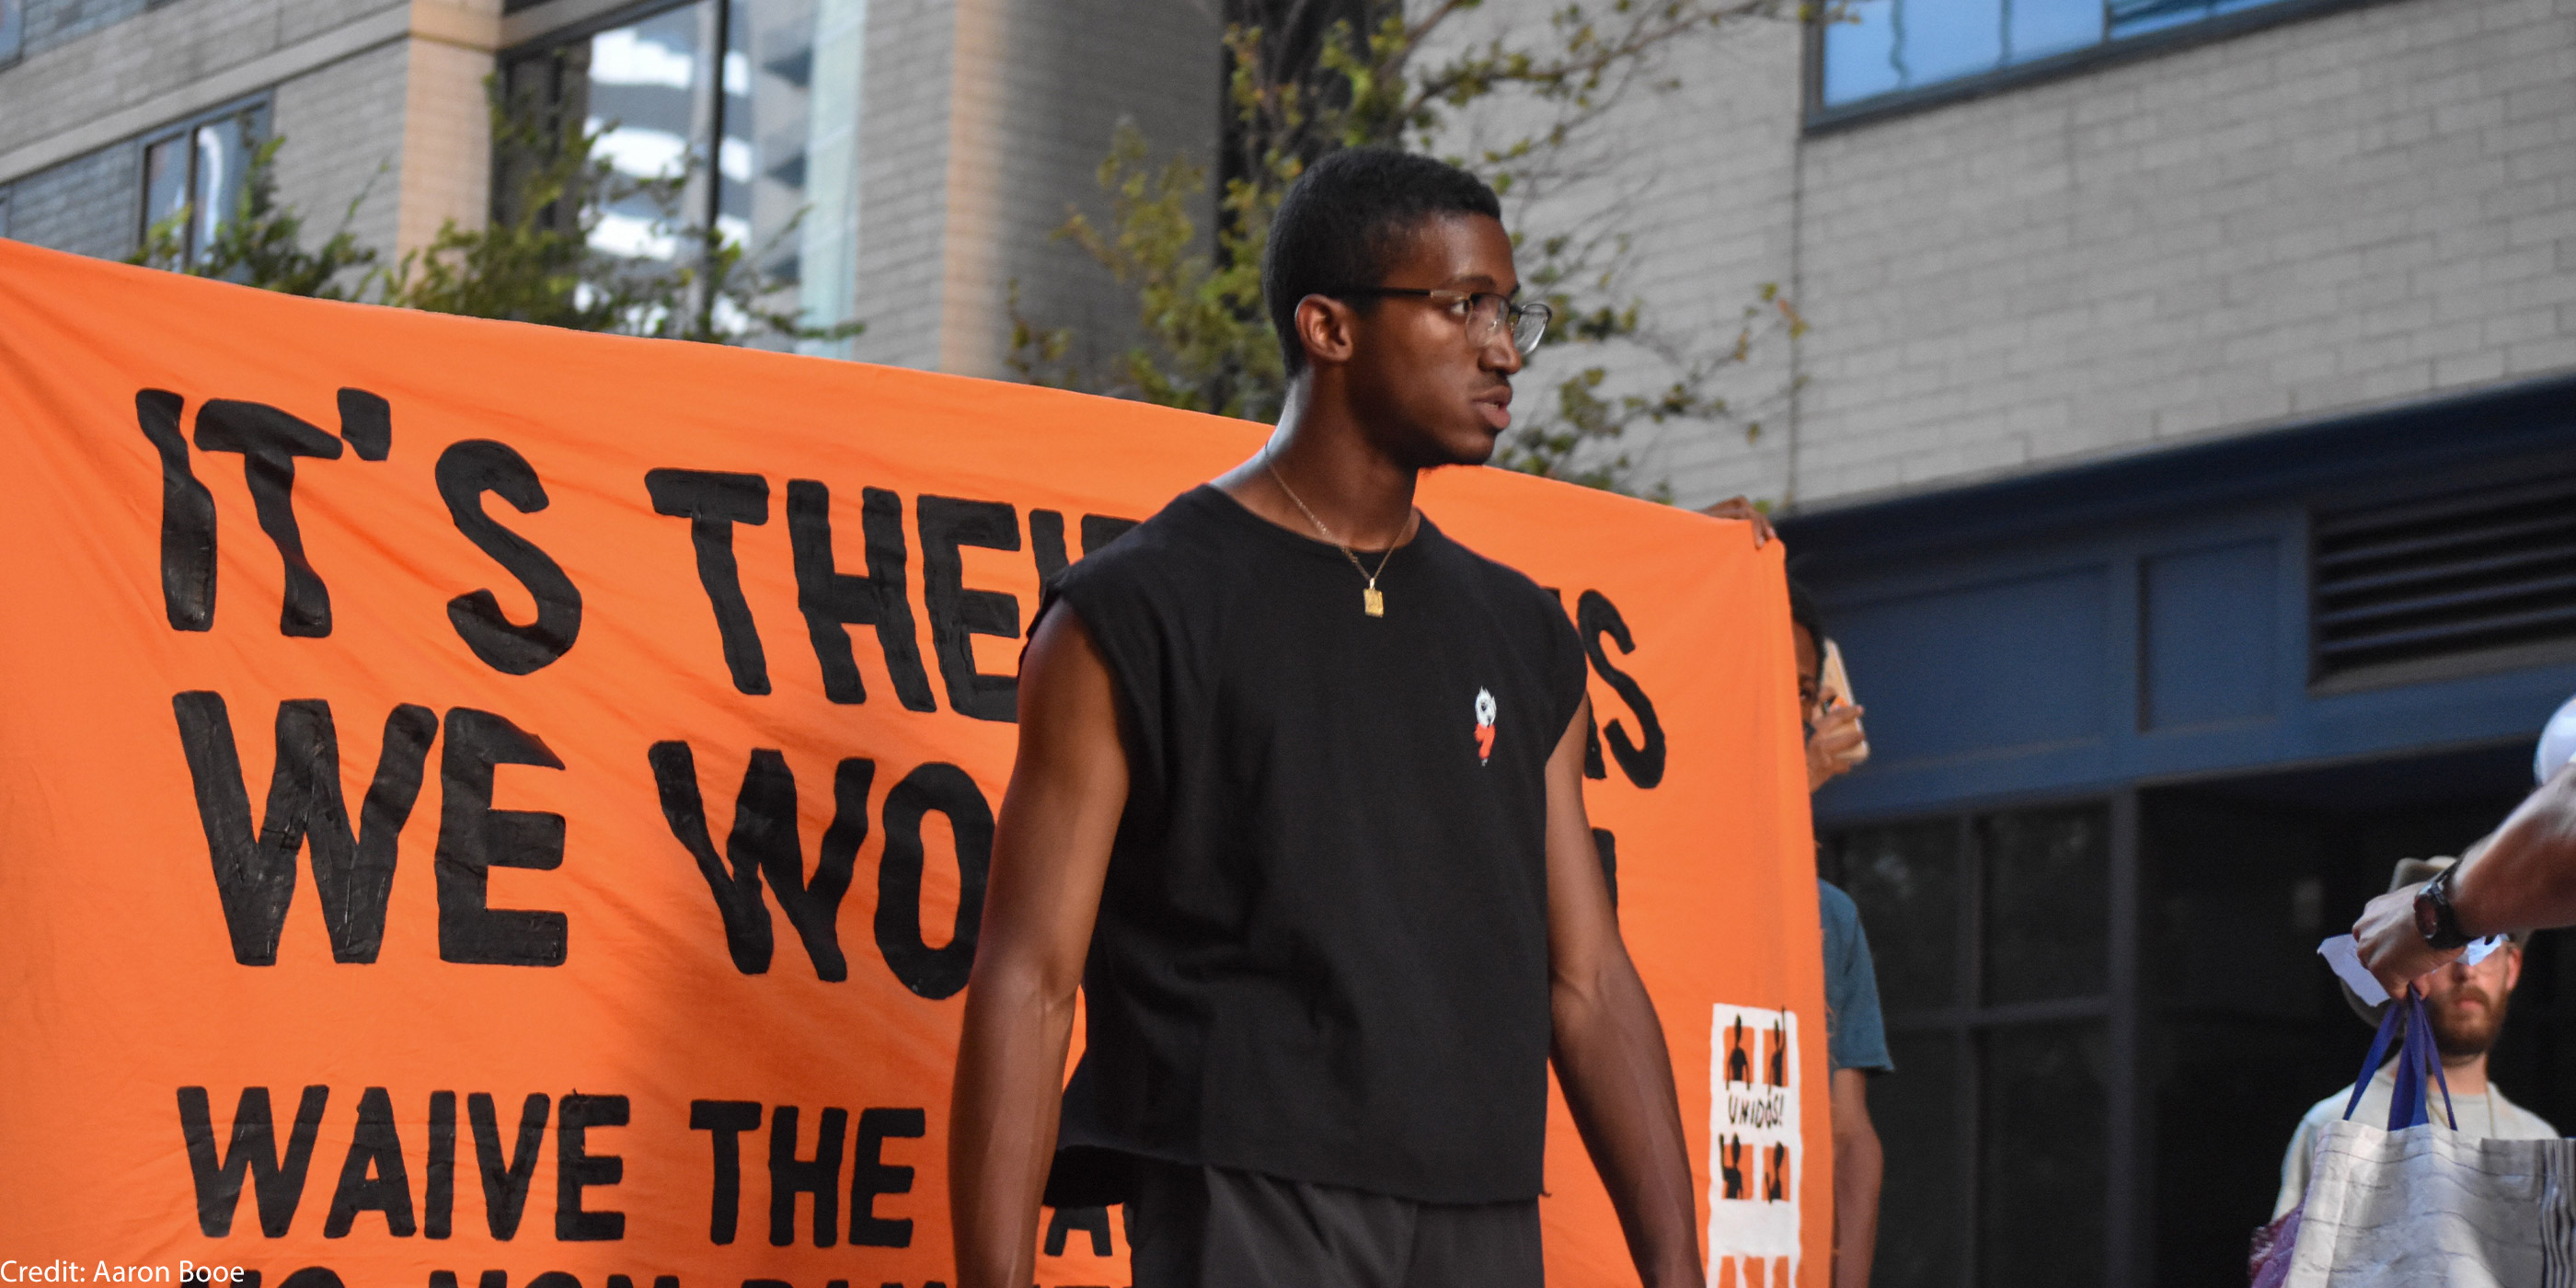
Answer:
[{"xmin": 1264, "ymin": 455, "xmax": 1413, "ymax": 617}]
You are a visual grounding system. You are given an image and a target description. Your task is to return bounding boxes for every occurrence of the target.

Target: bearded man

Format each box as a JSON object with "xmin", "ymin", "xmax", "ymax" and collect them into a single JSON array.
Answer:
[{"xmin": 2273, "ymin": 851, "xmax": 2561, "ymax": 1218}]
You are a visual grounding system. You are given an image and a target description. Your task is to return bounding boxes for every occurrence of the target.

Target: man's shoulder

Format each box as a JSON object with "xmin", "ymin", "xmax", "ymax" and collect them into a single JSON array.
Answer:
[
  {"xmin": 1422, "ymin": 522, "xmax": 1574, "ymax": 637},
  {"xmin": 1817, "ymin": 880, "xmax": 1859, "ymax": 926},
  {"xmin": 1056, "ymin": 489, "xmax": 1225, "ymax": 594},
  {"xmin": 2489, "ymin": 1084, "xmax": 2563, "ymax": 1139},
  {"xmin": 2297, "ymin": 1083, "xmax": 2364, "ymax": 1131},
  {"xmin": 1816, "ymin": 881, "xmax": 1859, "ymax": 954}
]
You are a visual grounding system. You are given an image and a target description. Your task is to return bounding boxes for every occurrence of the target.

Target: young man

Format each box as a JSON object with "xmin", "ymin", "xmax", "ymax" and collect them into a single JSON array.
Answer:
[{"xmin": 949, "ymin": 148, "xmax": 1704, "ymax": 1288}]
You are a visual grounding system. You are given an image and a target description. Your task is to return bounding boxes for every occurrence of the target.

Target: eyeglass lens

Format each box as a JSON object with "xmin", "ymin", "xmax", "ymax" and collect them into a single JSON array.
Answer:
[{"xmin": 1459, "ymin": 293, "xmax": 1548, "ymax": 356}]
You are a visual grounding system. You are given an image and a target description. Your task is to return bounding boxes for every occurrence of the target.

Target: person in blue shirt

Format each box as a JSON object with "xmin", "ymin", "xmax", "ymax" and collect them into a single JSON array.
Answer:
[{"xmin": 1793, "ymin": 574, "xmax": 1891, "ymax": 1288}]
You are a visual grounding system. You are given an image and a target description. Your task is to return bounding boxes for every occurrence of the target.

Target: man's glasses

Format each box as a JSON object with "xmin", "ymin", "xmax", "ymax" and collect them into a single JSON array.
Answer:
[{"xmin": 1330, "ymin": 287, "xmax": 1553, "ymax": 357}]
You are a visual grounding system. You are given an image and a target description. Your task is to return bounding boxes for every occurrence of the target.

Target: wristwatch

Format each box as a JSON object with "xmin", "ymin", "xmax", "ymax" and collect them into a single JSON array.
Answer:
[{"xmin": 2414, "ymin": 864, "xmax": 2472, "ymax": 951}]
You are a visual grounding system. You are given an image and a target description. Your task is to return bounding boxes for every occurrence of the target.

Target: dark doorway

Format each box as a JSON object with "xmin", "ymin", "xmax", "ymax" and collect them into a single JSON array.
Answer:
[{"xmin": 2140, "ymin": 740, "xmax": 2568, "ymax": 1284}]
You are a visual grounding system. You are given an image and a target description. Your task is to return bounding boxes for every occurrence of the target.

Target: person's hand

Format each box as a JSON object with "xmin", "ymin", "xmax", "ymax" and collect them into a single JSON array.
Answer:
[
  {"xmin": 1700, "ymin": 496, "xmax": 1776, "ymax": 547},
  {"xmin": 2353, "ymin": 880, "xmax": 2465, "ymax": 997},
  {"xmin": 1807, "ymin": 702, "xmax": 1865, "ymax": 792}
]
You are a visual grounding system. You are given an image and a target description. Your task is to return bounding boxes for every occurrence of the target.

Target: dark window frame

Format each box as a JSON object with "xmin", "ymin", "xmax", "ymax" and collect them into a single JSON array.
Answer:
[
  {"xmin": 132, "ymin": 93, "xmax": 273, "ymax": 265},
  {"xmin": 1823, "ymin": 792, "xmax": 2143, "ymax": 1287},
  {"xmin": 1800, "ymin": 0, "xmax": 2390, "ymax": 133}
]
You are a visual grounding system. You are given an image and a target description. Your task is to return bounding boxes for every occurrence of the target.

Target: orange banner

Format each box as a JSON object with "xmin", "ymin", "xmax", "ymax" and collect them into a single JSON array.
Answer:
[{"xmin": 0, "ymin": 239, "xmax": 1823, "ymax": 1288}]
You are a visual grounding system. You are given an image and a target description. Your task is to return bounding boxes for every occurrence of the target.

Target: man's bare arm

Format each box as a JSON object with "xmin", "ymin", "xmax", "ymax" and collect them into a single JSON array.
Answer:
[
  {"xmin": 1545, "ymin": 696, "xmax": 1705, "ymax": 1288},
  {"xmin": 2357, "ymin": 763, "xmax": 2576, "ymax": 993},
  {"xmin": 1828, "ymin": 1068, "xmax": 1882, "ymax": 1288},
  {"xmin": 949, "ymin": 611, "xmax": 1128, "ymax": 1288}
]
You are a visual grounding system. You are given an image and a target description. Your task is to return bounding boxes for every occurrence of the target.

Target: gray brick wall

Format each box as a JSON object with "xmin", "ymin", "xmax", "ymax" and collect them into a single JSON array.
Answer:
[
  {"xmin": 270, "ymin": 39, "xmax": 408, "ymax": 267},
  {"xmin": 935, "ymin": 0, "xmax": 1221, "ymax": 379},
  {"xmin": 4, "ymin": 142, "xmax": 137, "ymax": 258},
  {"xmin": 841, "ymin": 0, "xmax": 1220, "ymax": 376},
  {"xmin": 0, "ymin": 0, "xmax": 407, "ymax": 164},
  {"xmin": 20, "ymin": 0, "xmax": 148, "ymax": 62},
  {"xmin": 843, "ymin": 0, "xmax": 955, "ymax": 371},
  {"xmin": 1510, "ymin": 0, "xmax": 2576, "ymax": 511}
]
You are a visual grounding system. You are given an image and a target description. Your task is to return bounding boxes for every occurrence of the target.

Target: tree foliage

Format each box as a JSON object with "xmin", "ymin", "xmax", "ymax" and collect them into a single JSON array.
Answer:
[{"xmin": 1011, "ymin": 0, "xmax": 1806, "ymax": 496}]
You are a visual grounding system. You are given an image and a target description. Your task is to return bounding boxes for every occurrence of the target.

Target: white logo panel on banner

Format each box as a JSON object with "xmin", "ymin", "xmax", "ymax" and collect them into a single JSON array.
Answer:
[{"xmin": 1708, "ymin": 1003, "xmax": 1800, "ymax": 1287}]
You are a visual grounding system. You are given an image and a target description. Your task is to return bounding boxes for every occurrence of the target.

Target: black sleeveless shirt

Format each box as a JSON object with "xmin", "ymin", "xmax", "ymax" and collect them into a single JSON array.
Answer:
[{"xmin": 1039, "ymin": 485, "xmax": 1587, "ymax": 1205}]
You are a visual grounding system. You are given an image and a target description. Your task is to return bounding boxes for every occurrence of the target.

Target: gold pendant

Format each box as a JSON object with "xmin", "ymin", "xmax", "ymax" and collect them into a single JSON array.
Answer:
[{"xmin": 1363, "ymin": 586, "xmax": 1385, "ymax": 617}]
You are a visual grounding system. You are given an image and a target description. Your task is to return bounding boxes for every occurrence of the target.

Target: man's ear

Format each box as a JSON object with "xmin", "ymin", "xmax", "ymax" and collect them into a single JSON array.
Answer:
[
  {"xmin": 1295, "ymin": 293, "xmax": 1358, "ymax": 368},
  {"xmin": 2505, "ymin": 944, "xmax": 2525, "ymax": 992}
]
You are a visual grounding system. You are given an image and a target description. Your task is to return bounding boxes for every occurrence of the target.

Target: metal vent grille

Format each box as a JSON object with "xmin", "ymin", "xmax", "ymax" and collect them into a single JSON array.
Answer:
[{"xmin": 2312, "ymin": 472, "xmax": 2576, "ymax": 680}]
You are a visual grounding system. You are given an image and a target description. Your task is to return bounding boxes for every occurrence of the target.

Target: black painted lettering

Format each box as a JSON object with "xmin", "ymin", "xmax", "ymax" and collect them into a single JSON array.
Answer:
[
  {"xmin": 172, "ymin": 693, "xmax": 437, "ymax": 965},
  {"xmin": 769, "ymin": 1105, "xmax": 848, "ymax": 1248},
  {"xmin": 138, "ymin": 389, "xmax": 216, "ymax": 630},
  {"xmin": 874, "ymin": 763, "xmax": 992, "ymax": 1000},
  {"xmin": 467, "ymin": 1092, "xmax": 548, "ymax": 1239},
  {"xmin": 194, "ymin": 399, "xmax": 344, "ymax": 637},
  {"xmin": 1044, "ymin": 1206, "xmax": 1112, "ymax": 1258},
  {"xmin": 325, "ymin": 1086, "xmax": 417, "ymax": 1237},
  {"xmin": 916, "ymin": 495, "xmax": 1020, "ymax": 722},
  {"xmin": 648, "ymin": 743, "xmax": 874, "ymax": 980},
  {"xmin": 1079, "ymin": 514, "xmax": 1139, "ymax": 555},
  {"xmin": 1577, "ymin": 590, "xmax": 1665, "ymax": 789},
  {"xmin": 788, "ymin": 480, "xmax": 936, "ymax": 710},
  {"xmin": 557, "ymin": 1093, "xmax": 627, "ymax": 1241},
  {"xmin": 435, "ymin": 708, "xmax": 569, "ymax": 967},
  {"xmin": 689, "ymin": 1098, "xmax": 762, "ymax": 1245},
  {"xmin": 427, "ymin": 1090, "xmax": 455, "ymax": 1239},
  {"xmin": 1028, "ymin": 510, "xmax": 1070, "ymax": 587},
  {"xmin": 336, "ymin": 387, "xmax": 392, "ymax": 460},
  {"xmin": 646, "ymin": 469, "xmax": 772, "ymax": 695},
  {"xmin": 438, "ymin": 441, "xmax": 583, "ymax": 675},
  {"xmin": 849, "ymin": 1107, "xmax": 924, "ymax": 1248},
  {"xmin": 177, "ymin": 1085, "xmax": 329, "ymax": 1236}
]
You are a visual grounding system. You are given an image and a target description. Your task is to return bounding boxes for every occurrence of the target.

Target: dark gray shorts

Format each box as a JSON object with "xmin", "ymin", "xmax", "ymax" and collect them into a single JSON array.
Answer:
[{"xmin": 1126, "ymin": 1158, "xmax": 1544, "ymax": 1288}]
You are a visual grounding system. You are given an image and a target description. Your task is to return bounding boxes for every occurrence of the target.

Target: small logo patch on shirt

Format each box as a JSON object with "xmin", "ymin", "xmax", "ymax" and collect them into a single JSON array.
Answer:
[{"xmin": 1474, "ymin": 688, "xmax": 1498, "ymax": 764}]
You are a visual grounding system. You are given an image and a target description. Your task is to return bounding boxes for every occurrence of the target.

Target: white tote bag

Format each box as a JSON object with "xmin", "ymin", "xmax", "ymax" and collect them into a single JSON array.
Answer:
[{"xmin": 2255, "ymin": 993, "xmax": 2576, "ymax": 1286}]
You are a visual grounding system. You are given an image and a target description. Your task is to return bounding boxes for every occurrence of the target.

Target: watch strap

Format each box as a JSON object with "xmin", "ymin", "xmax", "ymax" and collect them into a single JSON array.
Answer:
[{"xmin": 2415, "ymin": 864, "xmax": 2471, "ymax": 951}]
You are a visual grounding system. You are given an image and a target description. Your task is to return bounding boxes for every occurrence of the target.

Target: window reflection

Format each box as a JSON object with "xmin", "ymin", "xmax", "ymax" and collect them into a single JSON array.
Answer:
[
  {"xmin": 1869, "ymin": 1034, "xmax": 1965, "ymax": 1288},
  {"xmin": 1979, "ymin": 1023, "xmax": 2110, "ymax": 1285},
  {"xmin": 0, "ymin": 0, "xmax": 23, "ymax": 65},
  {"xmin": 1982, "ymin": 804, "xmax": 2110, "ymax": 1005},
  {"xmin": 1834, "ymin": 802, "xmax": 2114, "ymax": 1284},
  {"xmin": 1835, "ymin": 820, "xmax": 1961, "ymax": 1013},
  {"xmin": 1820, "ymin": 0, "xmax": 2294, "ymax": 110},
  {"xmin": 140, "ymin": 108, "xmax": 263, "ymax": 270},
  {"xmin": 509, "ymin": 0, "xmax": 834, "ymax": 344}
]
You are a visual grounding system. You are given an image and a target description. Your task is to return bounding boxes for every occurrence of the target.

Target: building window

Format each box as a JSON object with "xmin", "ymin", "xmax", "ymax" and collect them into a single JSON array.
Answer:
[
  {"xmin": 503, "ymin": 0, "xmax": 856, "ymax": 342},
  {"xmin": 138, "ymin": 103, "xmax": 269, "ymax": 269},
  {"xmin": 1825, "ymin": 802, "xmax": 2115, "ymax": 1287},
  {"xmin": 0, "ymin": 186, "xmax": 13, "ymax": 241},
  {"xmin": 1818, "ymin": 0, "xmax": 2330, "ymax": 113},
  {"xmin": 0, "ymin": 0, "xmax": 23, "ymax": 66}
]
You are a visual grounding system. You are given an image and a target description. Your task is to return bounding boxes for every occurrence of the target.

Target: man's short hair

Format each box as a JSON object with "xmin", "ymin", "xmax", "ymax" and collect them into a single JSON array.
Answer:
[{"xmin": 1262, "ymin": 146, "xmax": 1503, "ymax": 377}]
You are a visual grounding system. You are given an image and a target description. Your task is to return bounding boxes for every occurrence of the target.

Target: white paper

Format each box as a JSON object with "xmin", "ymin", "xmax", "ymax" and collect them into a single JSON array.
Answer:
[
  {"xmin": 2320, "ymin": 935, "xmax": 2389, "ymax": 1006},
  {"xmin": 2318, "ymin": 933, "xmax": 2504, "ymax": 1006}
]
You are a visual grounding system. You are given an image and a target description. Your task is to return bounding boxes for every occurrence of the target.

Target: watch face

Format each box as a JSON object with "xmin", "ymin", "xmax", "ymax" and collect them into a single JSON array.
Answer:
[{"xmin": 2415, "ymin": 889, "xmax": 2444, "ymax": 944}]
